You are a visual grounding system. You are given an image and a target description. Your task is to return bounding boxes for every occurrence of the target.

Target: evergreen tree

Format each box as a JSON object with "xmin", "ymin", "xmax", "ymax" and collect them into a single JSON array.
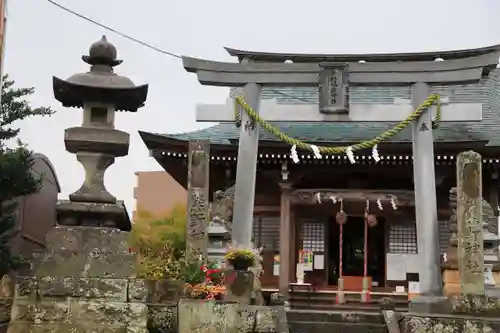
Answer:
[{"xmin": 0, "ymin": 75, "xmax": 54, "ymax": 277}]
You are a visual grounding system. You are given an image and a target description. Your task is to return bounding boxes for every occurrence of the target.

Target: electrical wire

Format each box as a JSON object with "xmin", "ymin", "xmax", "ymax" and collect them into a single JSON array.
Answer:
[
  {"xmin": 46, "ymin": 0, "xmax": 182, "ymax": 59},
  {"xmin": 44, "ymin": 0, "xmax": 314, "ymax": 104}
]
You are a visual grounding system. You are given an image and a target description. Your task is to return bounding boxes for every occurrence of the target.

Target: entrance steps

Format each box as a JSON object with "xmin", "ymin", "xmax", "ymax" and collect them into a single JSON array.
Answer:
[
  {"xmin": 289, "ymin": 290, "xmax": 409, "ymax": 312},
  {"xmin": 287, "ymin": 309, "xmax": 391, "ymax": 333}
]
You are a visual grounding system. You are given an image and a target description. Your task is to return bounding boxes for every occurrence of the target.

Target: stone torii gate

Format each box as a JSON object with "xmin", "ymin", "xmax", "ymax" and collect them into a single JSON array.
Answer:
[{"xmin": 183, "ymin": 46, "xmax": 500, "ymax": 298}]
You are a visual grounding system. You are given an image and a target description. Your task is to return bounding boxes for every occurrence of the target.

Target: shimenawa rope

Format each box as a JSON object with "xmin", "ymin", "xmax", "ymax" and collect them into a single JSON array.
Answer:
[{"xmin": 233, "ymin": 94, "xmax": 441, "ymax": 155}]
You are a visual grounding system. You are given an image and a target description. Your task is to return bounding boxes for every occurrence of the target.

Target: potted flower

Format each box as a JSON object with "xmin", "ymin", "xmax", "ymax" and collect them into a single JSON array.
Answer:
[{"xmin": 225, "ymin": 247, "xmax": 255, "ymax": 271}]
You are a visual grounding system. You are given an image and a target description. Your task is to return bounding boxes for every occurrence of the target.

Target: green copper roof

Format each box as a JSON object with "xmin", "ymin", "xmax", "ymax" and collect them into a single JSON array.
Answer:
[
  {"xmin": 163, "ymin": 70, "xmax": 500, "ymax": 146},
  {"xmin": 164, "ymin": 122, "xmax": 486, "ymax": 145}
]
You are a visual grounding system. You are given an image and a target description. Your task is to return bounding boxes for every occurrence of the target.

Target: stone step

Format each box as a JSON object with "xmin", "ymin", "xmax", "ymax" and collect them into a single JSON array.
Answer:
[
  {"xmin": 287, "ymin": 310, "xmax": 390, "ymax": 333},
  {"xmin": 288, "ymin": 321, "xmax": 388, "ymax": 333},
  {"xmin": 290, "ymin": 291, "xmax": 408, "ymax": 303},
  {"xmin": 289, "ymin": 293, "xmax": 409, "ymax": 312},
  {"xmin": 287, "ymin": 309, "xmax": 385, "ymax": 324},
  {"xmin": 291, "ymin": 301, "xmax": 408, "ymax": 312}
]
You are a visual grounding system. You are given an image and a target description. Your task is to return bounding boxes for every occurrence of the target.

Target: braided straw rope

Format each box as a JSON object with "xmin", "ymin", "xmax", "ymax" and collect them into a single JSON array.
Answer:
[{"xmin": 234, "ymin": 94, "xmax": 441, "ymax": 154}]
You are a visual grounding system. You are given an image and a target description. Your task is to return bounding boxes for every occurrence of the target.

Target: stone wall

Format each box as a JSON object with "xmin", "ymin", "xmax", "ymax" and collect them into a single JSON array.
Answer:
[
  {"xmin": 6, "ymin": 227, "xmax": 148, "ymax": 333},
  {"xmin": 403, "ymin": 314, "xmax": 500, "ymax": 332},
  {"xmin": 402, "ymin": 294, "xmax": 500, "ymax": 332},
  {"xmin": 138, "ymin": 280, "xmax": 287, "ymax": 333},
  {"xmin": 2, "ymin": 243, "xmax": 287, "ymax": 333},
  {"xmin": 178, "ymin": 300, "xmax": 288, "ymax": 333},
  {"xmin": 147, "ymin": 280, "xmax": 183, "ymax": 333},
  {"xmin": 8, "ymin": 276, "xmax": 148, "ymax": 332},
  {"xmin": 2, "ymin": 276, "xmax": 183, "ymax": 333}
]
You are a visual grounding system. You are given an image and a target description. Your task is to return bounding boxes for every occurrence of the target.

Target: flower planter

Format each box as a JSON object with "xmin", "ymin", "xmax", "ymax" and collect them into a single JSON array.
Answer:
[
  {"xmin": 231, "ymin": 262, "xmax": 250, "ymax": 271},
  {"xmin": 225, "ymin": 248, "xmax": 255, "ymax": 271}
]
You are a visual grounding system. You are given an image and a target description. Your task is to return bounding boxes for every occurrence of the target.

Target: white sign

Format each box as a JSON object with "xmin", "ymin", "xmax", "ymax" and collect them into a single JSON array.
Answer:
[
  {"xmin": 484, "ymin": 264, "xmax": 496, "ymax": 286},
  {"xmin": 273, "ymin": 264, "xmax": 280, "ymax": 276},
  {"xmin": 296, "ymin": 264, "xmax": 305, "ymax": 284},
  {"xmin": 314, "ymin": 254, "xmax": 324, "ymax": 270},
  {"xmin": 386, "ymin": 254, "xmax": 408, "ymax": 281},
  {"xmin": 408, "ymin": 282, "xmax": 420, "ymax": 294}
]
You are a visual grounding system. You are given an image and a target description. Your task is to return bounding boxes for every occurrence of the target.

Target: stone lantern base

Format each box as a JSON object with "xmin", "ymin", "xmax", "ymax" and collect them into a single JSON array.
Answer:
[
  {"xmin": 7, "ymin": 226, "xmax": 148, "ymax": 333},
  {"xmin": 56, "ymin": 200, "xmax": 131, "ymax": 231}
]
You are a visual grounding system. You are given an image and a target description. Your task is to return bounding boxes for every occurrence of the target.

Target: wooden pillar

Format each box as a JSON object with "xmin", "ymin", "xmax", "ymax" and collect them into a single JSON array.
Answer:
[
  {"xmin": 289, "ymin": 209, "xmax": 296, "ymax": 282},
  {"xmin": 489, "ymin": 174, "xmax": 499, "ymax": 215},
  {"xmin": 279, "ymin": 182, "xmax": 293, "ymax": 296}
]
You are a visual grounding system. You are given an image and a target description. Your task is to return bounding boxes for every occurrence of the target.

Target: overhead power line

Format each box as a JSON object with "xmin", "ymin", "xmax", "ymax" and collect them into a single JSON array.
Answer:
[
  {"xmin": 45, "ymin": 0, "xmax": 312, "ymax": 104},
  {"xmin": 46, "ymin": 0, "xmax": 181, "ymax": 58}
]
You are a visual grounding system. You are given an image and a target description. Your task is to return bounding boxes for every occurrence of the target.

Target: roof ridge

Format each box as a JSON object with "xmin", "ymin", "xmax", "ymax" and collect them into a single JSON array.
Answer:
[{"xmin": 224, "ymin": 44, "xmax": 500, "ymax": 62}]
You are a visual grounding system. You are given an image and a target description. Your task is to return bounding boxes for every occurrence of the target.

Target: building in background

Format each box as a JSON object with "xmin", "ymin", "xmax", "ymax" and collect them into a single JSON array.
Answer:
[
  {"xmin": 140, "ymin": 45, "xmax": 500, "ymax": 297},
  {"xmin": 133, "ymin": 171, "xmax": 187, "ymax": 222},
  {"xmin": 11, "ymin": 153, "xmax": 60, "ymax": 259}
]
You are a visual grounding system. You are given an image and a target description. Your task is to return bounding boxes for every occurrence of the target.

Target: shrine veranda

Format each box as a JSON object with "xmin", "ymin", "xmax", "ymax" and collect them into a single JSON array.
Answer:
[{"xmin": 140, "ymin": 44, "xmax": 500, "ymax": 299}]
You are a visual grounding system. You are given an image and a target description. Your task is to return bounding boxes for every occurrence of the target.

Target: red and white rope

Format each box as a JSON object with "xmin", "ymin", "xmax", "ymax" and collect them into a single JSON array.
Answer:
[
  {"xmin": 363, "ymin": 218, "xmax": 368, "ymax": 277},
  {"xmin": 339, "ymin": 223, "xmax": 343, "ymax": 278},
  {"xmin": 364, "ymin": 200, "xmax": 369, "ymax": 278}
]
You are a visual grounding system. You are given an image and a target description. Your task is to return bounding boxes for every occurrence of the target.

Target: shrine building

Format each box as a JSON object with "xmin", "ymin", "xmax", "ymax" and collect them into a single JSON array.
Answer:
[{"xmin": 140, "ymin": 45, "xmax": 500, "ymax": 301}]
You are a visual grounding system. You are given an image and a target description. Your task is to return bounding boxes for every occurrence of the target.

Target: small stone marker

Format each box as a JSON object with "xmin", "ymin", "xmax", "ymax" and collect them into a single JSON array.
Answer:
[{"xmin": 457, "ymin": 150, "xmax": 484, "ymax": 295}]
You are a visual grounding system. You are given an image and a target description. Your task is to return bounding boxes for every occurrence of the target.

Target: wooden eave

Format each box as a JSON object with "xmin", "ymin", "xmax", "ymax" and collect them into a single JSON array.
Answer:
[
  {"xmin": 224, "ymin": 44, "xmax": 500, "ymax": 63},
  {"xmin": 140, "ymin": 130, "xmax": 500, "ymax": 191},
  {"xmin": 290, "ymin": 189, "xmax": 415, "ymax": 206}
]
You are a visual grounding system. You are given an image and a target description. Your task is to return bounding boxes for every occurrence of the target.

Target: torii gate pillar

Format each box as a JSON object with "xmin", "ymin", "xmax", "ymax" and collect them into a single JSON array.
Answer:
[
  {"xmin": 411, "ymin": 82, "xmax": 442, "ymax": 297},
  {"xmin": 231, "ymin": 82, "xmax": 261, "ymax": 248}
]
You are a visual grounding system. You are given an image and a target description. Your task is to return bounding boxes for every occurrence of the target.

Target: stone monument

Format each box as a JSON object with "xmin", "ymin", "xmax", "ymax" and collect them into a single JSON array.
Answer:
[
  {"xmin": 457, "ymin": 151, "xmax": 484, "ymax": 295},
  {"xmin": 187, "ymin": 141, "xmax": 211, "ymax": 261},
  {"xmin": 443, "ymin": 182, "xmax": 500, "ymax": 294},
  {"xmin": 403, "ymin": 151, "xmax": 500, "ymax": 332},
  {"xmin": 7, "ymin": 36, "xmax": 150, "ymax": 333}
]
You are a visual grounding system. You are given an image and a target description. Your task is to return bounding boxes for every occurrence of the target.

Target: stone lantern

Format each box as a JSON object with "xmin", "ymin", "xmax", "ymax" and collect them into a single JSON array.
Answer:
[
  {"xmin": 206, "ymin": 218, "xmax": 231, "ymax": 266},
  {"xmin": 6, "ymin": 37, "xmax": 151, "ymax": 333},
  {"xmin": 52, "ymin": 35, "xmax": 148, "ymax": 230}
]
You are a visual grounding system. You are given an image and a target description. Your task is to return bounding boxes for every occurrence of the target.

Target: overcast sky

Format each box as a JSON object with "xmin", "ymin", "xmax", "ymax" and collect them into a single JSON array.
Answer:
[{"xmin": 6, "ymin": 0, "xmax": 500, "ymax": 214}]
